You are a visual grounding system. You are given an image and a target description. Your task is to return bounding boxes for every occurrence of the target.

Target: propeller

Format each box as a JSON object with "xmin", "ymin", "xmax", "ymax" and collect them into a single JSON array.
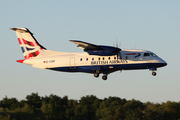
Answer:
[
  {"xmin": 115, "ymin": 41, "xmax": 121, "ymax": 60},
  {"xmin": 113, "ymin": 38, "xmax": 122, "ymax": 61}
]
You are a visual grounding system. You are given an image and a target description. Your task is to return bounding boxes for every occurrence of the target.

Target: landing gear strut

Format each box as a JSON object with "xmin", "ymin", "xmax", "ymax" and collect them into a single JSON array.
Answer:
[
  {"xmin": 152, "ymin": 72, "xmax": 157, "ymax": 76},
  {"xmin": 93, "ymin": 70, "xmax": 108, "ymax": 80}
]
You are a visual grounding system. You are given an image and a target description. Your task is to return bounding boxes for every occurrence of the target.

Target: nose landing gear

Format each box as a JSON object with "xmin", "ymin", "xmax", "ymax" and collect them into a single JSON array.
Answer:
[
  {"xmin": 152, "ymin": 72, "xmax": 157, "ymax": 76},
  {"xmin": 149, "ymin": 68, "xmax": 157, "ymax": 76}
]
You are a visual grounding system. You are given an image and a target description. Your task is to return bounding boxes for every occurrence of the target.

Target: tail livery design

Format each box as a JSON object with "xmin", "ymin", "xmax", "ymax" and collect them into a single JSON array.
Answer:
[{"xmin": 10, "ymin": 28, "xmax": 46, "ymax": 59}]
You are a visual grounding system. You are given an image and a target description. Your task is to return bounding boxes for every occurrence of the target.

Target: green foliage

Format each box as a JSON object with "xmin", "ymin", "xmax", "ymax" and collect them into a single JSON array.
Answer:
[
  {"xmin": 0, "ymin": 96, "xmax": 19, "ymax": 110},
  {"xmin": 0, "ymin": 93, "xmax": 180, "ymax": 120},
  {"xmin": 26, "ymin": 93, "xmax": 41, "ymax": 108}
]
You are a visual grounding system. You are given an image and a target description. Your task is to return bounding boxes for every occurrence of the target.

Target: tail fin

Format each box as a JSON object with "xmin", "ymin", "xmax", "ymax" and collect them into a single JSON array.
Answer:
[{"xmin": 10, "ymin": 27, "xmax": 46, "ymax": 59}]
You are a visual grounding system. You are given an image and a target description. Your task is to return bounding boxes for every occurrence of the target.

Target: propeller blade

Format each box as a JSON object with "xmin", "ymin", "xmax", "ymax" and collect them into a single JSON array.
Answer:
[{"xmin": 116, "ymin": 41, "xmax": 118, "ymax": 48}]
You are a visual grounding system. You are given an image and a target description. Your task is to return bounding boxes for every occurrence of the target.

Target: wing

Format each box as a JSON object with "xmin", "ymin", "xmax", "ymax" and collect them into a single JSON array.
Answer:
[
  {"xmin": 70, "ymin": 40, "xmax": 121, "ymax": 56},
  {"xmin": 69, "ymin": 40, "xmax": 103, "ymax": 50}
]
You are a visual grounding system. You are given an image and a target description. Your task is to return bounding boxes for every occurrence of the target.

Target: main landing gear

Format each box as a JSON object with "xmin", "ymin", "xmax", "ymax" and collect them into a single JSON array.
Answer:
[
  {"xmin": 93, "ymin": 70, "xmax": 108, "ymax": 80},
  {"xmin": 102, "ymin": 74, "xmax": 108, "ymax": 80},
  {"xmin": 94, "ymin": 73, "xmax": 99, "ymax": 78},
  {"xmin": 94, "ymin": 70, "xmax": 100, "ymax": 78}
]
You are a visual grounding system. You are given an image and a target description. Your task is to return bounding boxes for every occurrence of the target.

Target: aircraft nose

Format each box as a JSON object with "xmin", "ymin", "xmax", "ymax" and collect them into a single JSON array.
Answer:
[
  {"xmin": 159, "ymin": 58, "xmax": 167, "ymax": 67},
  {"xmin": 162, "ymin": 62, "xmax": 167, "ymax": 67}
]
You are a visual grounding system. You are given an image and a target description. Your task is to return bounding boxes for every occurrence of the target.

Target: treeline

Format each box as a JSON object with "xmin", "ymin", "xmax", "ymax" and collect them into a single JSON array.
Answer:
[{"xmin": 0, "ymin": 93, "xmax": 180, "ymax": 120}]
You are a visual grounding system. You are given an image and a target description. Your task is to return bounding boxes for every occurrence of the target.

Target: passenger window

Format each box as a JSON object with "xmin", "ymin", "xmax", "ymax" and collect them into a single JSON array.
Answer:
[
  {"xmin": 86, "ymin": 58, "xmax": 88, "ymax": 61},
  {"xmin": 80, "ymin": 58, "xmax": 82, "ymax": 61},
  {"xmin": 108, "ymin": 57, "xmax": 110, "ymax": 60},
  {"xmin": 103, "ymin": 57, "xmax": 104, "ymax": 60},
  {"xmin": 92, "ymin": 58, "xmax": 94, "ymax": 61},
  {"xmin": 144, "ymin": 53, "xmax": 150, "ymax": 57},
  {"xmin": 114, "ymin": 57, "xmax": 116, "ymax": 59},
  {"xmin": 98, "ymin": 57, "xmax": 100, "ymax": 60}
]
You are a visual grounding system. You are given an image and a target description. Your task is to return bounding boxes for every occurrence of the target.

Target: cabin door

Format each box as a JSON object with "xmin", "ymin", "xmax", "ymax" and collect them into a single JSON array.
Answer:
[{"xmin": 70, "ymin": 57, "xmax": 76, "ymax": 69}]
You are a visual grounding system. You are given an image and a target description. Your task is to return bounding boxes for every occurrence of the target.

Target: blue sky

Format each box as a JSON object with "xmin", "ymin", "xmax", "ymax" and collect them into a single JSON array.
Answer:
[{"xmin": 0, "ymin": 1, "xmax": 180, "ymax": 103}]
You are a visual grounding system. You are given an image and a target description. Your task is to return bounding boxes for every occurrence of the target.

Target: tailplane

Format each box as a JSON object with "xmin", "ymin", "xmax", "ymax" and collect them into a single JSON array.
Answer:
[{"xmin": 10, "ymin": 27, "xmax": 46, "ymax": 59}]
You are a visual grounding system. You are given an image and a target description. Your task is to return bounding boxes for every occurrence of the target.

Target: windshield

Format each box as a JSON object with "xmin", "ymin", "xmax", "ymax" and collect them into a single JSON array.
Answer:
[
  {"xmin": 144, "ymin": 53, "xmax": 158, "ymax": 57},
  {"xmin": 150, "ymin": 53, "xmax": 158, "ymax": 57}
]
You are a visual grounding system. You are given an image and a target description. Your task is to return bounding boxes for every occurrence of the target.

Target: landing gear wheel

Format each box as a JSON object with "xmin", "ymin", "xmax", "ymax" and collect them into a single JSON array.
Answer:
[
  {"xmin": 152, "ymin": 72, "xmax": 156, "ymax": 76},
  {"xmin": 94, "ymin": 73, "xmax": 99, "ymax": 78},
  {"xmin": 102, "ymin": 75, "xmax": 107, "ymax": 80}
]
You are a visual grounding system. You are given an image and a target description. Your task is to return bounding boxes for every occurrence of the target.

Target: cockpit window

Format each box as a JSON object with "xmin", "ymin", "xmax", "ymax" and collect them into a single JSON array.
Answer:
[
  {"xmin": 150, "ymin": 53, "xmax": 158, "ymax": 57},
  {"xmin": 144, "ymin": 53, "xmax": 150, "ymax": 57},
  {"xmin": 144, "ymin": 53, "xmax": 158, "ymax": 57}
]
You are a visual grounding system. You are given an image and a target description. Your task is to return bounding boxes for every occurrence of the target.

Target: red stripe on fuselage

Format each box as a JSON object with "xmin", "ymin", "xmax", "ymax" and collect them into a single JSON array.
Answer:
[{"xmin": 125, "ymin": 53, "xmax": 137, "ymax": 55}]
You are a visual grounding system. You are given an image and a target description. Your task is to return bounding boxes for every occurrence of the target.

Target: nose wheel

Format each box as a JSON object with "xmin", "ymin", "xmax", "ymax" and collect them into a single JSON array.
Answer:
[{"xmin": 152, "ymin": 72, "xmax": 157, "ymax": 76}]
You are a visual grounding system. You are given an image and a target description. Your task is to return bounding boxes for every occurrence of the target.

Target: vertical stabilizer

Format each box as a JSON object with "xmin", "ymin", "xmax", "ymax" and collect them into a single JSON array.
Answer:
[{"xmin": 10, "ymin": 27, "xmax": 46, "ymax": 59}]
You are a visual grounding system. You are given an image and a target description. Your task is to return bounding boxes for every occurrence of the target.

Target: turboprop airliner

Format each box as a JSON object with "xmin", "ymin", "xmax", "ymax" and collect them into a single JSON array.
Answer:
[{"xmin": 10, "ymin": 27, "xmax": 167, "ymax": 80}]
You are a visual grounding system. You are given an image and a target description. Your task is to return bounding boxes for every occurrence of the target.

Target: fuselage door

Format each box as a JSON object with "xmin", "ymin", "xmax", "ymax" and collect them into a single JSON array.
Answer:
[{"xmin": 70, "ymin": 57, "xmax": 76, "ymax": 69}]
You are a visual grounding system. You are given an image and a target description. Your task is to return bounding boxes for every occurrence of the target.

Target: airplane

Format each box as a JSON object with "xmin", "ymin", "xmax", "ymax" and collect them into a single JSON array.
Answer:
[{"xmin": 10, "ymin": 27, "xmax": 167, "ymax": 80}]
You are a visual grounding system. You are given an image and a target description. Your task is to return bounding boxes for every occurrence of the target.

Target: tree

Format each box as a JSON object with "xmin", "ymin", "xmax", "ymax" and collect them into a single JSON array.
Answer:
[
  {"xmin": 26, "ymin": 93, "xmax": 41, "ymax": 108},
  {"xmin": 74, "ymin": 95, "xmax": 98, "ymax": 120},
  {"xmin": 0, "ymin": 96, "xmax": 19, "ymax": 110},
  {"xmin": 123, "ymin": 99, "xmax": 145, "ymax": 120},
  {"xmin": 41, "ymin": 102, "xmax": 53, "ymax": 119}
]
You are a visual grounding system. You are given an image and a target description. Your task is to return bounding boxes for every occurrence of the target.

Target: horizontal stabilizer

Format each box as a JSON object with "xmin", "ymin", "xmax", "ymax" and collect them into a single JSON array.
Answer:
[{"xmin": 16, "ymin": 59, "xmax": 25, "ymax": 63}]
